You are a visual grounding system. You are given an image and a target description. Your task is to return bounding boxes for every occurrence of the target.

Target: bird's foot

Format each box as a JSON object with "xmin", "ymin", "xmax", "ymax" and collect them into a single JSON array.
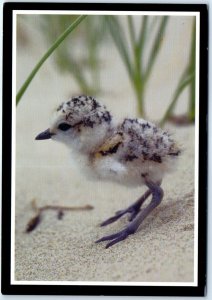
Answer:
[
  {"xmin": 100, "ymin": 204, "xmax": 141, "ymax": 227},
  {"xmin": 100, "ymin": 190, "xmax": 152, "ymax": 227},
  {"xmin": 96, "ymin": 224, "xmax": 136, "ymax": 248},
  {"xmin": 96, "ymin": 182, "xmax": 163, "ymax": 248}
]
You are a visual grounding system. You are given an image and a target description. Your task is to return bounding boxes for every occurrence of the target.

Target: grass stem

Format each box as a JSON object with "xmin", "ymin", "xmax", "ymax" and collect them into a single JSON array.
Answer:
[
  {"xmin": 16, "ymin": 15, "xmax": 87, "ymax": 105},
  {"xmin": 160, "ymin": 72, "xmax": 195, "ymax": 127}
]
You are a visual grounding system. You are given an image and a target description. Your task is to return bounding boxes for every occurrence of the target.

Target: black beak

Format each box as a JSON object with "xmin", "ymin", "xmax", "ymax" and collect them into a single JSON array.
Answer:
[{"xmin": 35, "ymin": 128, "xmax": 54, "ymax": 140}]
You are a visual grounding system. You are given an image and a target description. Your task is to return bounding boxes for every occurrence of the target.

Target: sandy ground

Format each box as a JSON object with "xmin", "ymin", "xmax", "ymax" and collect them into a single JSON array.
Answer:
[{"xmin": 15, "ymin": 15, "xmax": 195, "ymax": 282}]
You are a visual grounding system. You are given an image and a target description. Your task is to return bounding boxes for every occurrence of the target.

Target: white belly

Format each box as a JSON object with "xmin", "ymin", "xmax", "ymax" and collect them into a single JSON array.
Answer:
[
  {"xmin": 92, "ymin": 157, "xmax": 167, "ymax": 187},
  {"xmin": 70, "ymin": 151, "xmax": 171, "ymax": 187}
]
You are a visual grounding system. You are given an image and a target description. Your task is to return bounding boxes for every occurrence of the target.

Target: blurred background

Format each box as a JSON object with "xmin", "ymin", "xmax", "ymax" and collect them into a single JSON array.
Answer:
[
  {"xmin": 16, "ymin": 14, "xmax": 195, "ymax": 124},
  {"xmin": 14, "ymin": 14, "xmax": 196, "ymax": 282}
]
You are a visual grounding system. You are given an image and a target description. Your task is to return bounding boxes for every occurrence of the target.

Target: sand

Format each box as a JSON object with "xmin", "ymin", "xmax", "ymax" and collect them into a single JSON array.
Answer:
[{"xmin": 14, "ymin": 15, "xmax": 195, "ymax": 283}]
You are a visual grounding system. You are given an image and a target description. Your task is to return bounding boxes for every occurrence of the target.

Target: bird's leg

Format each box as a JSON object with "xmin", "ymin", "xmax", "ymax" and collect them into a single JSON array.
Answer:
[
  {"xmin": 100, "ymin": 189, "xmax": 152, "ymax": 226},
  {"xmin": 96, "ymin": 181, "xmax": 164, "ymax": 248}
]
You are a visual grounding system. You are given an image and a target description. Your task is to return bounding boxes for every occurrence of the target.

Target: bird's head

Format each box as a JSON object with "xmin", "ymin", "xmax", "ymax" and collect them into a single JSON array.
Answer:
[{"xmin": 35, "ymin": 95, "xmax": 113, "ymax": 152}]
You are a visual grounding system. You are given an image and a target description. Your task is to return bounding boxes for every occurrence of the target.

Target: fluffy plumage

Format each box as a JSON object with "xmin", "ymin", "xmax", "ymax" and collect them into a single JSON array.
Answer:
[{"xmin": 35, "ymin": 95, "xmax": 181, "ymax": 248}]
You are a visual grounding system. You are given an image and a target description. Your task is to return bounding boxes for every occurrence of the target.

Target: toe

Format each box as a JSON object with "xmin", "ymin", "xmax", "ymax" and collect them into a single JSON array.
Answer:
[
  {"xmin": 100, "ymin": 216, "xmax": 120, "ymax": 226},
  {"xmin": 105, "ymin": 233, "xmax": 128, "ymax": 248},
  {"xmin": 100, "ymin": 210, "xmax": 127, "ymax": 226},
  {"xmin": 96, "ymin": 226, "xmax": 134, "ymax": 248},
  {"xmin": 95, "ymin": 231, "xmax": 123, "ymax": 243}
]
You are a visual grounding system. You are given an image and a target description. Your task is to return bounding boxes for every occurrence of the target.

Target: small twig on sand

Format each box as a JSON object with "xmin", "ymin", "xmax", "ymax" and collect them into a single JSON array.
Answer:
[{"xmin": 25, "ymin": 198, "xmax": 94, "ymax": 233}]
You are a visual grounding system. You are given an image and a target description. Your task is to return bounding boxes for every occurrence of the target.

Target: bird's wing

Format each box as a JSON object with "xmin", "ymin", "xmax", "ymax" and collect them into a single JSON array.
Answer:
[{"xmin": 93, "ymin": 132, "xmax": 124, "ymax": 159}]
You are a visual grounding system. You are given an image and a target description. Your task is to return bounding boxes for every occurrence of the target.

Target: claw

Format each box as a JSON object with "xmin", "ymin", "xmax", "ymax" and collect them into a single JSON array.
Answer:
[
  {"xmin": 96, "ymin": 227, "xmax": 135, "ymax": 248},
  {"xmin": 105, "ymin": 233, "xmax": 129, "ymax": 248},
  {"xmin": 95, "ymin": 231, "xmax": 121, "ymax": 243}
]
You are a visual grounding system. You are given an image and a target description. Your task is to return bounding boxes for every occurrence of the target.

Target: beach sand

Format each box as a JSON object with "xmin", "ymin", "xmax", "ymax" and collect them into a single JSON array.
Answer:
[{"xmin": 14, "ymin": 15, "xmax": 195, "ymax": 282}]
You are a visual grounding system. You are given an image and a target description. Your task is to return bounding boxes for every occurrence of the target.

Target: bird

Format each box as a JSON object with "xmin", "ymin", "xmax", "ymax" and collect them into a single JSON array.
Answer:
[{"xmin": 35, "ymin": 95, "xmax": 181, "ymax": 248}]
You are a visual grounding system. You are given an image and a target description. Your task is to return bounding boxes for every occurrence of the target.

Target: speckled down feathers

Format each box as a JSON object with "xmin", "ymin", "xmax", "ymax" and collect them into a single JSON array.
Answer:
[
  {"xmin": 55, "ymin": 95, "xmax": 112, "ymax": 129},
  {"xmin": 49, "ymin": 95, "xmax": 181, "ymax": 186},
  {"xmin": 113, "ymin": 118, "xmax": 180, "ymax": 164}
]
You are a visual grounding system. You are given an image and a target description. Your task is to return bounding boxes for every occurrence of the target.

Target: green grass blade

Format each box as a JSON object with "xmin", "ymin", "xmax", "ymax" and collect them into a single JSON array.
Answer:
[
  {"xmin": 148, "ymin": 16, "xmax": 159, "ymax": 33},
  {"xmin": 136, "ymin": 16, "xmax": 148, "ymax": 77},
  {"xmin": 106, "ymin": 16, "xmax": 133, "ymax": 79},
  {"xmin": 144, "ymin": 16, "xmax": 169, "ymax": 81},
  {"xmin": 188, "ymin": 19, "xmax": 196, "ymax": 122},
  {"xmin": 137, "ymin": 16, "xmax": 148, "ymax": 55},
  {"xmin": 160, "ymin": 72, "xmax": 195, "ymax": 127},
  {"xmin": 127, "ymin": 15, "xmax": 136, "ymax": 46},
  {"xmin": 16, "ymin": 15, "xmax": 87, "ymax": 105}
]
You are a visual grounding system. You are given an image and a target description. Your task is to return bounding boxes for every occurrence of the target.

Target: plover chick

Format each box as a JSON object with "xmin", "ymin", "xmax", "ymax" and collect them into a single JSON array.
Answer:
[{"xmin": 35, "ymin": 95, "xmax": 181, "ymax": 248}]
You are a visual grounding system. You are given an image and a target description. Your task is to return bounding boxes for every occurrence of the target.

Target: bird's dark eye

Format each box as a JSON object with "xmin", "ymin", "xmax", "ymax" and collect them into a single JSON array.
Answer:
[{"xmin": 58, "ymin": 123, "xmax": 72, "ymax": 131}]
